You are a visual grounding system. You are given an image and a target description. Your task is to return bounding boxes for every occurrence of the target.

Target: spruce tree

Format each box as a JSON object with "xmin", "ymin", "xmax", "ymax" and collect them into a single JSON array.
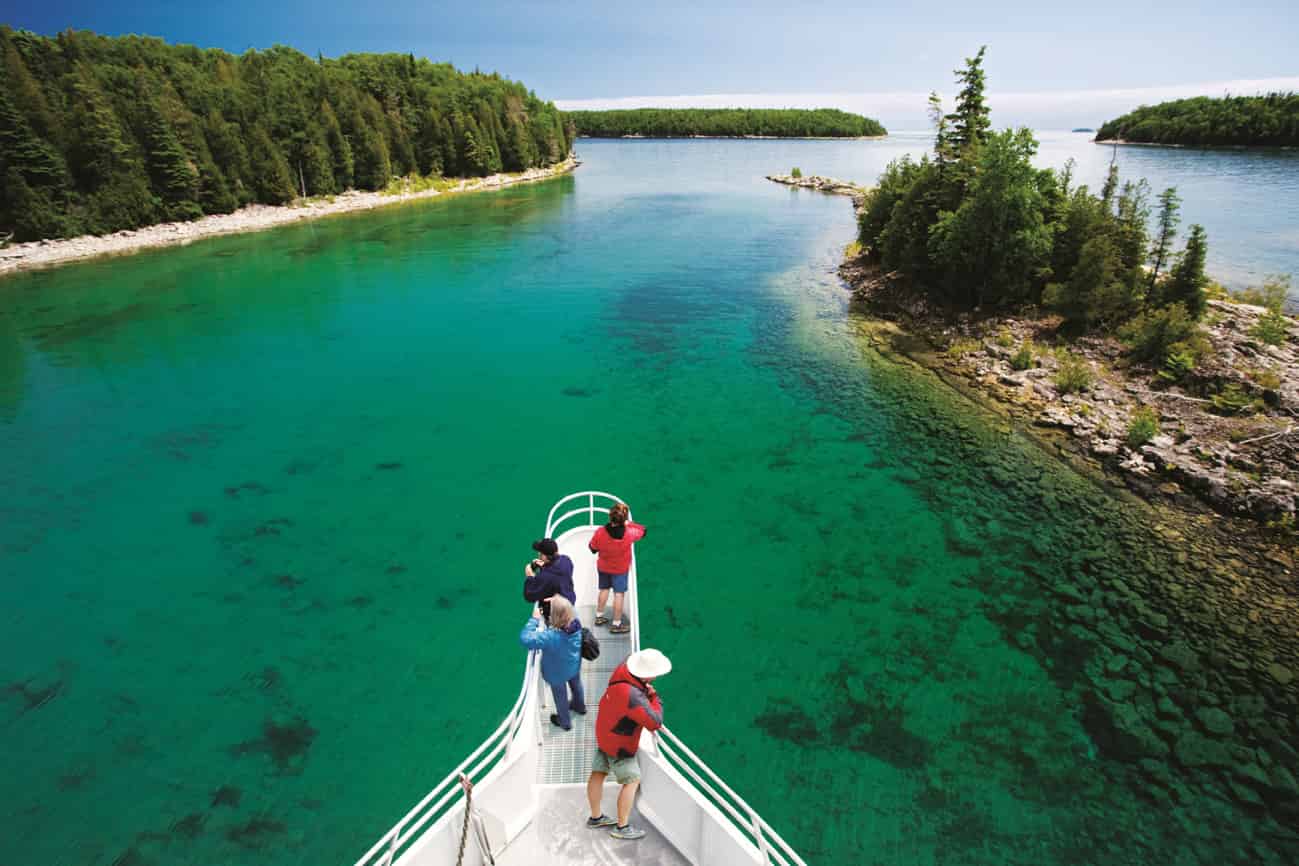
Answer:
[
  {"xmin": 1164, "ymin": 225, "xmax": 1209, "ymax": 318},
  {"xmin": 247, "ymin": 124, "xmax": 296, "ymax": 203},
  {"xmin": 944, "ymin": 46, "xmax": 990, "ymax": 154},
  {"xmin": 1148, "ymin": 187, "xmax": 1181, "ymax": 289},
  {"xmin": 140, "ymin": 100, "xmax": 201, "ymax": 220}
]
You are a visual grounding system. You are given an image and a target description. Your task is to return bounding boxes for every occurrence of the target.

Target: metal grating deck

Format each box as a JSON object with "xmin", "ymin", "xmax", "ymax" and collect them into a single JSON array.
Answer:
[{"xmin": 536, "ymin": 604, "xmax": 634, "ymax": 784}]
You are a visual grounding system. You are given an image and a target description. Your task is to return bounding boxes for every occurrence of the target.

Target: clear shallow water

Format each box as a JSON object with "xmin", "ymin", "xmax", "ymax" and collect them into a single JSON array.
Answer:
[{"xmin": 1, "ymin": 140, "xmax": 1296, "ymax": 865}]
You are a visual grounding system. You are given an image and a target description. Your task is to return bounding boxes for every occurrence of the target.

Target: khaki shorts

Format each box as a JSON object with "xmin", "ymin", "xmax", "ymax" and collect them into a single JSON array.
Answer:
[{"xmin": 591, "ymin": 749, "xmax": 641, "ymax": 784}]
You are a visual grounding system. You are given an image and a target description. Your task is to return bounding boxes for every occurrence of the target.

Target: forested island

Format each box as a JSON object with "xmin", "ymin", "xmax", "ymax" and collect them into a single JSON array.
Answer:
[
  {"xmin": 566, "ymin": 107, "xmax": 886, "ymax": 138},
  {"xmin": 0, "ymin": 28, "xmax": 574, "ymax": 242},
  {"xmin": 843, "ymin": 48, "xmax": 1299, "ymax": 531},
  {"xmin": 1095, "ymin": 93, "xmax": 1299, "ymax": 147}
]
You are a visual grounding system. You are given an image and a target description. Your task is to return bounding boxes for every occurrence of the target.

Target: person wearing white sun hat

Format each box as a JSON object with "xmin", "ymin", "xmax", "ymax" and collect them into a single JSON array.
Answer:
[{"xmin": 585, "ymin": 648, "xmax": 672, "ymax": 841}]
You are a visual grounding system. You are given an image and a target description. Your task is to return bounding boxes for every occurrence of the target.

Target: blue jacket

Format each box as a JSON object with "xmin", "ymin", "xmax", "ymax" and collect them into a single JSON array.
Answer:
[
  {"xmin": 519, "ymin": 616, "xmax": 582, "ymax": 685},
  {"xmin": 522, "ymin": 554, "xmax": 576, "ymax": 621}
]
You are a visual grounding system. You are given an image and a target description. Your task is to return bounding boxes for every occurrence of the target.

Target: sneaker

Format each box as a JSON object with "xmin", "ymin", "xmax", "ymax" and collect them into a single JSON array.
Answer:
[
  {"xmin": 570, "ymin": 704, "xmax": 587, "ymax": 715},
  {"xmin": 586, "ymin": 814, "xmax": 617, "ymax": 829},
  {"xmin": 610, "ymin": 824, "xmax": 646, "ymax": 840},
  {"xmin": 549, "ymin": 713, "xmax": 571, "ymax": 731},
  {"xmin": 593, "ymin": 614, "xmax": 610, "ymax": 626},
  {"xmin": 610, "ymin": 621, "xmax": 630, "ymax": 634}
]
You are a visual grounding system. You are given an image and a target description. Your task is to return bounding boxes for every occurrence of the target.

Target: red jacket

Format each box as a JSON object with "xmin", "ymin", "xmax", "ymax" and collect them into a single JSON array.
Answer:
[
  {"xmin": 595, "ymin": 661, "xmax": 663, "ymax": 758},
  {"xmin": 589, "ymin": 522, "xmax": 646, "ymax": 575}
]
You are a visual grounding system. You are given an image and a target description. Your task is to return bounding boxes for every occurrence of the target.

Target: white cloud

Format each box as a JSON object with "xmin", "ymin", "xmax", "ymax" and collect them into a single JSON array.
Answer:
[{"xmin": 556, "ymin": 77, "xmax": 1299, "ymax": 129}]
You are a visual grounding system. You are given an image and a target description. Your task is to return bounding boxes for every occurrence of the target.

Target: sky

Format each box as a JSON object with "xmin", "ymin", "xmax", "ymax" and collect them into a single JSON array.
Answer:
[{"xmin": 3, "ymin": 0, "xmax": 1297, "ymax": 128}]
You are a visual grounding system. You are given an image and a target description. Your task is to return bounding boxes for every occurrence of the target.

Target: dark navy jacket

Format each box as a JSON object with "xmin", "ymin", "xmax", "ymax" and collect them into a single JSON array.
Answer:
[{"xmin": 522, "ymin": 554, "xmax": 576, "ymax": 620}]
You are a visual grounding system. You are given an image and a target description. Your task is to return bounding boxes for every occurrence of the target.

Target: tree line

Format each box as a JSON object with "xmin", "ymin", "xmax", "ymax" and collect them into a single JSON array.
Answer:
[
  {"xmin": 858, "ymin": 48, "xmax": 1218, "ymax": 379},
  {"xmin": 0, "ymin": 28, "xmax": 575, "ymax": 242},
  {"xmin": 566, "ymin": 108, "xmax": 886, "ymax": 138},
  {"xmin": 1095, "ymin": 93, "xmax": 1299, "ymax": 147}
]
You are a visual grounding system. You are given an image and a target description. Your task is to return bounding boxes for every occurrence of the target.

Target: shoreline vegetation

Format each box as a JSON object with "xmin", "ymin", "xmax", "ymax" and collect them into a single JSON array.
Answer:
[
  {"xmin": 0, "ymin": 28, "xmax": 575, "ymax": 245},
  {"xmin": 565, "ymin": 107, "xmax": 886, "ymax": 138},
  {"xmin": 1095, "ymin": 93, "xmax": 1299, "ymax": 147},
  {"xmin": 0, "ymin": 158, "xmax": 578, "ymax": 276}
]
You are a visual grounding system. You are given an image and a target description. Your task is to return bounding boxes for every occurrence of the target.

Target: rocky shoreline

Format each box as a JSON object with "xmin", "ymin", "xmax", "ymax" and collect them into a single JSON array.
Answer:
[
  {"xmin": 770, "ymin": 172, "xmax": 1299, "ymax": 843},
  {"xmin": 0, "ymin": 158, "xmax": 579, "ymax": 278},
  {"xmin": 765, "ymin": 172, "xmax": 870, "ymax": 201}
]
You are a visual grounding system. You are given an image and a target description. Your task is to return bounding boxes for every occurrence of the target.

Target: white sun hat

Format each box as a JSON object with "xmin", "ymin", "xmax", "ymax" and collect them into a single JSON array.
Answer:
[{"xmin": 627, "ymin": 648, "xmax": 672, "ymax": 679}]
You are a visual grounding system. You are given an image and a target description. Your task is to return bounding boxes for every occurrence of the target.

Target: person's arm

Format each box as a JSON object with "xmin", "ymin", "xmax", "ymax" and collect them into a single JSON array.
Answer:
[
  {"xmin": 627, "ymin": 687, "xmax": 664, "ymax": 731},
  {"xmin": 523, "ymin": 568, "xmax": 552, "ymax": 602},
  {"xmin": 519, "ymin": 616, "xmax": 547, "ymax": 650},
  {"xmin": 588, "ymin": 527, "xmax": 604, "ymax": 555},
  {"xmin": 627, "ymin": 522, "xmax": 646, "ymax": 542}
]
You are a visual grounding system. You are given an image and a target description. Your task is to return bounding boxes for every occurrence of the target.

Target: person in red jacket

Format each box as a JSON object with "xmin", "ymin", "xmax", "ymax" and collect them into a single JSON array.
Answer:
[
  {"xmin": 585, "ymin": 648, "xmax": 672, "ymax": 841},
  {"xmin": 589, "ymin": 502, "xmax": 646, "ymax": 635}
]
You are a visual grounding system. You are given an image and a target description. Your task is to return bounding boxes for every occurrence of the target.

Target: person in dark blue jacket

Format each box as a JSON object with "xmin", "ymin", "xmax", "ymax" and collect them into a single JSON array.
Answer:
[
  {"xmin": 520, "ymin": 595, "xmax": 586, "ymax": 730},
  {"xmin": 523, "ymin": 537, "xmax": 575, "ymax": 622}
]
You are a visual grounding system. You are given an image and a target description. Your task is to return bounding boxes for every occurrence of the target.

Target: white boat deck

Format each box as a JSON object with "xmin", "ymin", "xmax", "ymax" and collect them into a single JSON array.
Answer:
[{"xmin": 356, "ymin": 493, "xmax": 802, "ymax": 866}]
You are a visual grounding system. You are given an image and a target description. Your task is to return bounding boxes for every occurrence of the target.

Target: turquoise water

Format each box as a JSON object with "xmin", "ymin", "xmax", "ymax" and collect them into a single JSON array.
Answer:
[{"xmin": 2, "ymin": 139, "xmax": 1297, "ymax": 865}]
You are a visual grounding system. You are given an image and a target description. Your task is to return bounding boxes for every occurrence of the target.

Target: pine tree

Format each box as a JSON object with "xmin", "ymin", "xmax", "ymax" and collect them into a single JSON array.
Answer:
[
  {"xmin": 320, "ymin": 100, "xmax": 353, "ymax": 189},
  {"xmin": 1, "ymin": 166, "xmax": 67, "ymax": 240},
  {"xmin": 247, "ymin": 124, "xmax": 296, "ymax": 203},
  {"xmin": 1164, "ymin": 224, "xmax": 1209, "ymax": 318},
  {"xmin": 0, "ymin": 88, "xmax": 68, "ymax": 192},
  {"xmin": 1148, "ymin": 187, "xmax": 1181, "ymax": 289},
  {"xmin": 140, "ymin": 100, "xmax": 201, "ymax": 220},
  {"xmin": 944, "ymin": 46, "xmax": 990, "ymax": 154}
]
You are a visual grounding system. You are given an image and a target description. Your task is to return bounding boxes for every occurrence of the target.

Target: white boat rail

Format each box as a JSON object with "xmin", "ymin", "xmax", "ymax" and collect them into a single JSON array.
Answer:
[
  {"xmin": 352, "ymin": 650, "xmax": 541, "ymax": 866},
  {"xmin": 353, "ymin": 490, "xmax": 807, "ymax": 866}
]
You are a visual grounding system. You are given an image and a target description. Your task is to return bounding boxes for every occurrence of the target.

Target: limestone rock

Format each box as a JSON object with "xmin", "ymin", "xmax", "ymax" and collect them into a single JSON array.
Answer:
[
  {"xmin": 1195, "ymin": 707, "xmax": 1235, "ymax": 736},
  {"xmin": 1174, "ymin": 731, "xmax": 1233, "ymax": 768}
]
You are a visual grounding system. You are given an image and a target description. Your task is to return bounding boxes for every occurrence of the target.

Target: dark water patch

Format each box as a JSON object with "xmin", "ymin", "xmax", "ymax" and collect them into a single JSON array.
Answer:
[
  {"xmin": 169, "ymin": 812, "xmax": 206, "ymax": 839},
  {"xmin": 225, "ymin": 816, "xmax": 287, "ymax": 847},
  {"xmin": 224, "ymin": 481, "xmax": 270, "ymax": 498},
  {"xmin": 210, "ymin": 785, "xmax": 242, "ymax": 808},
  {"xmin": 435, "ymin": 595, "xmax": 454, "ymax": 610},
  {"xmin": 754, "ymin": 698, "xmax": 818, "ymax": 744},
  {"xmin": 270, "ymin": 574, "xmax": 303, "ymax": 591},
  {"xmin": 32, "ymin": 302, "xmax": 149, "ymax": 347},
  {"xmin": 283, "ymin": 458, "xmax": 315, "ymax": 475},
  {"xmin": 664, "ymin": 605, "xmax": 680, "ymax": 629},
  {"xmin": 245, "ymin": 667, "xmax": 283, "ymax": 692},
  {"xmin": 385, "ymin": 564, "xmax": 407, "ymax": 575},
  {"xmin": 187, "ymin": 510, "xmax": 209, "ymax": 526},
  {"xmin": 57, "ymin": 765, "xmax": 94, "ymax": 790},
  {"xmin": 375, "ymin": 461, "xmax": 403, "ymax": 470},
  {"xmin": 561, "ymin": 386, "xmax": 597, "ymax": 398},
  {"xmin": 111, "ymin": 846, "xmax": 148, "ymax": 866},
  {"xmin": 253, "ymin": 517, "xmax": 293, "ymax": 537},
  {"xmin": 347, "ymin": 595, "xmax": 374, "ymax": 608},
  {"xmin": 232, "ymin": 716, "xmax": 317, "ymax": 773},
  {"xmin": 5, "ymin": 676, "xmax": 63, "ymax": 713}
]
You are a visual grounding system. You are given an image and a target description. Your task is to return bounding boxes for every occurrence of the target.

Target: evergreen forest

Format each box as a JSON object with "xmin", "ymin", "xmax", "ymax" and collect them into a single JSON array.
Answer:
[
  {"xmin": 858, "ymin": 48, "xmax": 1220, "ymax": 379},
  {"xmin": 567, "ymin": 108, "xmax": 886, "ymax": 138},
  {"xmin": 1095, "ymin": 93, "xmax": 1299, "ymax": 147},
  {"xmin": 0, "ymin": 28, "xmax": 574, "ymax": 242}
]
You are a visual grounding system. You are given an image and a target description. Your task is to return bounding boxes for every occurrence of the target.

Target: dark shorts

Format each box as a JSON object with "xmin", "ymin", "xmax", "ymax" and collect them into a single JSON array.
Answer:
[{"xmin": 598, "ymin": 570, "xmax": 629, "ymax": 593}]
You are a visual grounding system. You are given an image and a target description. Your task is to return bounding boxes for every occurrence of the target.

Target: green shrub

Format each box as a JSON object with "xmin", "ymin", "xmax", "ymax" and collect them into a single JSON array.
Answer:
[
  {"xmin": 1249, "ymin": 366, "xmax": 1282, "ymax": 390},
  {"xmin": 995, "ymin": 327, "xmax": 1015, "ymax": 348},
  {"xmin": 791, "ymin": 167, "xmax": 803, "ymax": 178},
  {"xmin": 1054, "ymin": 352, "xmax": 1094, "ymax": 393},
  {"xmin": 1126, "ymin": 406, "xmax": 1160, "ymax": 448},
  {"xmin": 843, "ymin": 240, "xmax": 863, "ymax": 259},
  {"xmin": 1251, "ymin": 309, "xmax": 1290, "ymax": 346},
  {"xmin": 1010, "ymin": 342, "xmax": 1036, "ymax": 371},
  {"xmin": 1233, "ymin": 275, "xmax": 1290, "ymax": 311},
  {"xmin": 945, "ymin": 337, "xmax": 982, "ymax": 358},
  {"xmin": 1210, "ymin": 384, "xmax": 1260, "ymax": 416},
  {"xmin": 1157, "ymin": 341, "xmax": 1199, "ymax": 382},
  {"xmin": 1119, "ymin": 303, "xmax": 1209, "ymax": 366}
]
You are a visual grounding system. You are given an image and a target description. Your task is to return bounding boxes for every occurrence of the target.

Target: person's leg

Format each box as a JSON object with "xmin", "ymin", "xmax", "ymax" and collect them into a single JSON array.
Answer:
[
  {"xmin": 616, "ymin": 780, "xmax": 640, "ymax": 826},
  {"xmin": 612, "ymin": 591, "xmax": 624, "ymax": 626},
  {"xmin": 549, "ymin": 681, "xmax": 571, "ymax": 729},
  {"xmin": 610, "ymin": 572, "xmax": 630, "ymax": 632},
  {"xmin": 587, "ymin": 771, "xmax": 608, "ymax": 818},
  {"xmin": 569, "ymin": 673, "xmax": 586, "ymax": 714},
  {"xmin": 595, "ymin": 571, "xmax": 612, "ymax": 624}
]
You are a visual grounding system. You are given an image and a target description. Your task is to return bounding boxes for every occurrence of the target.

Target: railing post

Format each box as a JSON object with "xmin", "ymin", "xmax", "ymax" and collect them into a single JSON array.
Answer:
[
  {"xmin": 589, "ymin": 493, "xmax": 595, "ymax": 525},
  {"xmin": 750, "ymin": 808, "xmax": 771, "ymax": 864},
  {"xmin": 381, "ymin": 822, "xmax": 400, "ymax": 866}
]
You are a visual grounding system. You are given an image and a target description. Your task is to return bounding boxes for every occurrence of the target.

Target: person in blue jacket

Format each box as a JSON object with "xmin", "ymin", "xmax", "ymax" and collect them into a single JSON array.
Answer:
[
  {"xmin": 520, "ymin": 595, "xmax": 586, "ymax": 731},
  {"xmin": 523, "ymin": 537, "xmax": 575, "ymax": 623}
]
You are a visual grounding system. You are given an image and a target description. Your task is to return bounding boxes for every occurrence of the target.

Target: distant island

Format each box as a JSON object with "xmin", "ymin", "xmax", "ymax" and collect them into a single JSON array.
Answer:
[
  {"xmin": 1096, "ymin": 93, "xmax": 1299, "ymax": 147},
  {"xmin": 565, "ymin": 108, "xmax": 886, "ymax": 139},
  {"xmin": 1072, "ymin": 127, "xmax": 1095, "ymax": 133},
  {"xmin": 0, "ymin": 28, "xmax": 574, "ymax": 243}
]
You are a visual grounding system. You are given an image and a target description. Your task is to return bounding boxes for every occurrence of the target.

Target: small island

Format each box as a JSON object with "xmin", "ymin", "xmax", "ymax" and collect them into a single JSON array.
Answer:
[
  {"xmin": 1096, "ymin": 93, "xmax": 1299, "ymax": 147},
  {"xmin": 1072, "ymin": 127, "xmax": 1095, "ymax": 133},
  {"xmin": 565, "ymin": 107, "xmax": 886, "ymax": 139}
]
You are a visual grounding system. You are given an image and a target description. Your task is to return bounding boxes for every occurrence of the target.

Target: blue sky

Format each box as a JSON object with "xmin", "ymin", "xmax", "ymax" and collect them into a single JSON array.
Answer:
[{"xmin": 4, "ymin": 0, "xmax": 1297, "ymax": 127}]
